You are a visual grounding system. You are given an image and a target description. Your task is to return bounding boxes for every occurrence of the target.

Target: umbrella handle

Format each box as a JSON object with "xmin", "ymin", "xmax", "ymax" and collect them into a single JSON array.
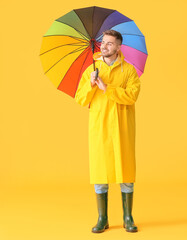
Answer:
[{"xmin": 95, "ymin": 68, "xmax": 99, "ymax": 79}]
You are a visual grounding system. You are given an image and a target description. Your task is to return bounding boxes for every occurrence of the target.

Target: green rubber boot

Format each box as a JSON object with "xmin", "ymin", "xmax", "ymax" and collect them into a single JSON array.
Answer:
[
  {"xmin": 92, "ymin": 192, "xmax": 109, "ymax": 233},
  {"xmin": 121, "ymin": 192, "xmax": 138, "ymax": 232}
]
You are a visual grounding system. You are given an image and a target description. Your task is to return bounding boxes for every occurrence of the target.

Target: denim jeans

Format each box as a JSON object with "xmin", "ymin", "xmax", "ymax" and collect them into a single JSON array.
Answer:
[{"xmin": 94, "ymin": 183, "xmax": 134, "ymax": 194}]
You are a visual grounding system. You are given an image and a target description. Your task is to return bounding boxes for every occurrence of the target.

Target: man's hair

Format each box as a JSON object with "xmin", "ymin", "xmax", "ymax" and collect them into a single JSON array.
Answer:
[{"xmin": 102, "ymin": 30, "xmax": 123, "ymax": 45}]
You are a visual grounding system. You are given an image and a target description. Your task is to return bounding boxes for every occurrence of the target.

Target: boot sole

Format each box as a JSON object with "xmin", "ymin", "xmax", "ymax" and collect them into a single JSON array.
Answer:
[
  {"xmin": 92, "ymin": 224, "xmax": 109, "ymax": 233},
  {"xmin": 126, "ymin": 229, "xmax": 138, "ymax": 232},
  {"xmin": 123, "ymin": 224, "xmax": 138, "ymax": 232}
]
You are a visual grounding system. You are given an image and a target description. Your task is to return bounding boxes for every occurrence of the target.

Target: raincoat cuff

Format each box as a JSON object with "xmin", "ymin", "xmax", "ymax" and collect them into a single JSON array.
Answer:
[{"xmin": 84, "ymin": 79, "xmax": 97, "ymax": 92}]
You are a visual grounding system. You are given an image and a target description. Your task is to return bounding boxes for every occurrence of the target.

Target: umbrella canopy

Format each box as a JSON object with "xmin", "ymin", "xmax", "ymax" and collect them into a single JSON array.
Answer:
[{"xmin": 39, "ymin": 6, "xmax": 148, "ymax": 98}]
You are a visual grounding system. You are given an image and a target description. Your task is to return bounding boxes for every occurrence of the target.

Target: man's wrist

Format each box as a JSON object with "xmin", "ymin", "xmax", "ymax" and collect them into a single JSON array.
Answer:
[{"xmin": 103, "ymin": 84, "xmax": 107, "ymax": 93}]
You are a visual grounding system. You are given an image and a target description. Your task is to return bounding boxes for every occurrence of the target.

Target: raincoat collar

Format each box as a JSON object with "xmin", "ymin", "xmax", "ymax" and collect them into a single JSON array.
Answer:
[{"xmin": 93, "ymin": 50, "xmax": 125, "ymax": 72}]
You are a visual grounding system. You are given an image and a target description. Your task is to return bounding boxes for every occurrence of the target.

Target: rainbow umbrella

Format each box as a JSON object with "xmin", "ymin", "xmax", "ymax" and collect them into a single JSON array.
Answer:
[{"xmin": 39, "ymin": 6, "xmax": 148, "ymax": 98}]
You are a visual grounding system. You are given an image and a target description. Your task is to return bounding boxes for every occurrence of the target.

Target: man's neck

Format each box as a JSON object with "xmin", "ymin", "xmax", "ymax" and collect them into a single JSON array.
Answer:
[{"xmin": 103, "ymin": 53, "xmax": 118, "ymax": 66}]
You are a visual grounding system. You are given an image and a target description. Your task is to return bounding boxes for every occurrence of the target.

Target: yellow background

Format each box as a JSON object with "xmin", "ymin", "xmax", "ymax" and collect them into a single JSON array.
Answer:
[{"xmin": 1, "ymin": 0, "xmax": 187, "ymax": 239}]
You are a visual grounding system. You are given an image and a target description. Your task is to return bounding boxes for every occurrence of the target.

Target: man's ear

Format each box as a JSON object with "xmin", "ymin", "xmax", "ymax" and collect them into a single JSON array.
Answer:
[{"xmin": 117, "ymin": 45, "xmax": 121, "ymax": 53}]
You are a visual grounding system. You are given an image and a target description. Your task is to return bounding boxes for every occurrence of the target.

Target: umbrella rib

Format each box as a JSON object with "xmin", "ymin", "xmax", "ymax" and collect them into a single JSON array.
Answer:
[
  {"xmin": 43, "ymin": 35, "xmax": 88, "ymax": 44},
  {"xmin": 95, "ymin": 41, "xmax": 101, "ymax": 49},
  {"xmin": 127, "ymin": 60, "xmax": 144, "ymax": 73},
  {"xmin": 45, "ymin": 45, "xmax": 88, "ymax": 74},
  {"xmin": 68, "ymin": 46, "xmax": 89, "ymax": 55},
  {"xmin": 122, "ymin": 43, "xmax": 147, "ymax": 55},
  {"xmin": 76, "ymin": 48, "xmax": 89, "ymax": 89},
  {"xmin": 121, "ymin": 33, "xmax": 146, "ymax": 37},
  {"xmin": 93, "ymin": 9, "xmax": 117, "ymax": 38},
  {"xmin": 55, "ymin": 20, "xmax": 89, "ymax": 41},
  {"xmin": 73, "ymin": 10, "xmax": 91, "ymax": 39},
  {"xmin": 57, "ymin": 46, "xmax": 91, "ymax": 90},
  {"xmin": 97, "ymin": 33, "xmax": 145, "ymax": 42},
  {"xmin": 40, "ymin": 42, "xmax": 89, "ymax": 56},
  {"xmin": 92, "ymin": 6, "xmax": 95, "ymax": 37},
  {"xmin": 71, "ymin": 45, "xmax": 90, "ymax": 60}
]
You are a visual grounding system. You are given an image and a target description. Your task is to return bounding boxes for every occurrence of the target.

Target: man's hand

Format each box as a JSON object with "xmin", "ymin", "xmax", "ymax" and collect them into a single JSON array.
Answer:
[
  {"xmin": 90, "ymin": 71, "xmax": 97, "ymax": 87},
  {"xmin": 95, "ymin": 76, "xmax": 107, "ymax": 92},
  {"xmin": 90, "ymin": 71, "xmax": 107, "ymax": 92}
]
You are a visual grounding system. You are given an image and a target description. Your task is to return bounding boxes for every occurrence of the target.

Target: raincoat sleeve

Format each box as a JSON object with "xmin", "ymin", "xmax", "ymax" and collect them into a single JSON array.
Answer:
[
  {"xmin": 75, "ymin": 70, "xmax": 97, "ymax": 107},
  {"xmin": 104, "ymin": 65, "xmax": 140, "ymax": 105}
]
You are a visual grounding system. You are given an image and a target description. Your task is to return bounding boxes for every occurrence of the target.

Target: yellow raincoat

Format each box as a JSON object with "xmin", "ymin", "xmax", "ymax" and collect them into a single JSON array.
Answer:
[{"xmin": 75, "ymin": 50, "xmax": 141, "ymax": 184}]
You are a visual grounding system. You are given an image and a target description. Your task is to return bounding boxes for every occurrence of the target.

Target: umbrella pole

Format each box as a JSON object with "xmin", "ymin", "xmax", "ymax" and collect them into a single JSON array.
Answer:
[
  {"xmin": 93, "ymin": 58, "xmax": 96, "ymax": 71},
  {"xmin": 91, "ymin": 39, "xmax": 99, "ymax": 79}
]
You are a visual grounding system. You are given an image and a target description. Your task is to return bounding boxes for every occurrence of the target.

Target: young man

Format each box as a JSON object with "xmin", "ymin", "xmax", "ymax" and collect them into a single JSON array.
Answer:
[{"xmin": 75, "ymin": 30, "xmax": 140, "ymax": 233}]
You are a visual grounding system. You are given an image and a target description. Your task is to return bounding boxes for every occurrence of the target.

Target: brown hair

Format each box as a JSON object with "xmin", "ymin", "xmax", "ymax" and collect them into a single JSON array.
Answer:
[{"xmin": 102, "ymin": 30, "xmax": 123, "ymax": 45}]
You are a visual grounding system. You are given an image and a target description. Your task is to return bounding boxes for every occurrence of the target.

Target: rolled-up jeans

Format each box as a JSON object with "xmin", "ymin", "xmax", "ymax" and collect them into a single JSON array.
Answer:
[{"xmin": 94, "ymin": 183, "xmax": 134, "ymax": 194}]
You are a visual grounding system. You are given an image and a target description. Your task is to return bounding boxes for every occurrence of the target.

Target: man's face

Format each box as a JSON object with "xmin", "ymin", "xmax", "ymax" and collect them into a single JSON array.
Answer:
[{"xmin": 100, "ymin": 35, "xmax": 121, "ymax": 58}]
